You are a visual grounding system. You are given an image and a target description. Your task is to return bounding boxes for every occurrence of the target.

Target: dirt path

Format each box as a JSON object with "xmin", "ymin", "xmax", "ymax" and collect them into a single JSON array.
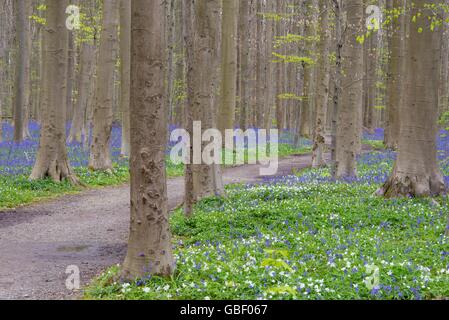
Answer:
[{"xmin": 0, "ymin": 153, "xmax": 320, "ymax": 300}]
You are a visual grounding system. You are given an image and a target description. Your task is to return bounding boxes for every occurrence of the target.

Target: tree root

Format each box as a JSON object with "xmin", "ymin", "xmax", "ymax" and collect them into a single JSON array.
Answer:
[
  {"xmin": 30, "ymin": 160, "xmax": 80, "ymax": 186},
  {"xmin": 376, "ymin": 174, "xmax": 446, "ymax": 199}
]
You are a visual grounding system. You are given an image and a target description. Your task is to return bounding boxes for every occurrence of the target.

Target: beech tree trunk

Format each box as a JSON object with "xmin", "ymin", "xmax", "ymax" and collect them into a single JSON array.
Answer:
[
  {"xmin": 336, "ymin": 0, "xmax": 364, "ymax": 178},
  {"xmin": 330, "ymin": 0, "xmax": 343, "ymax": 178},
  {"xmin": 30, "ymin": 0, "xmax": 78, "ymax": 184},
  {"xmin": 384, "ymin": 0, "xmax": 405, "ymax": 150},
  {"xmin": 184, "ymin": 0, "xmax": 224, "ymax": 217},
  {"xmin": 173, "ymin": 0, "xmax": 185, "ymax": 128},
  {"xmin": 238, "ymin": 0, "xmax": 252, "ymax": 130},
  {"xmin": 89, "ymin": 0, "xmax": 120, "ymax": 171},
  {"xmin": 264, "ymin": 0, "xmax": 275, "ymax": 130},
  {"xmin": 255, "ymin": 0, "xmax": 266, "ymax": 129},
  {"xmin": 120, "ymin": 0, "xmax": 131, "ymax": 157},
  {"xmin": 68, "ymin": 42, "xmax": 96, "ymax": 144},
  {"xmin": 312, "ymin": 0, "xmax": 330, "ymax": 168},
  {"xmin": 0, "ymin": 1, "xmax": 6, "ymax": 143},
  {"xmin": 37, "ymin": 24, "xmax": 46, "ymax": 125},
  {"xmin": 275, "ymin": 0, "xmax": 285, "ymax": 131},
  {"xmin": 293, "ymin": 0, "xmax": 306, "ymax": 147},
  {"xmin": 249, "ymin": 1, "xmax": 258, "ymax": 128},
  {"xmin": 13, "ymin": 0, "xmax": 30, "ymax": 143},
  {"xmin": 122, "ymin": 0, "xmax": 175, "ymax": 280},
  {"xmin": 363, "ymin": 24, "xmax": 377, "ymax": 134},
  {"xmin": 66, "ymin": 32, "xmax": 75, "ymax": 122},
  {"xmin": 300, "ymin": 0, "xmax": 318, "ymax": 138},
  {"xmin": 183, "ymin": 0, "xmax": 195, "ymax": 217},
  {"xmin": 218, "ymin": 0, "xmax": 238, "ymax": 134},
  {"xmin": 378, "ymin": 0, "xmax": 446, "ymax": 198},
  {"xmin": 439, "ymin": 0, "xmax": 449, "ymax": 116},
  {"xmin": 22, "ymin": 0, "xmax": 32, "ymax": 139}
]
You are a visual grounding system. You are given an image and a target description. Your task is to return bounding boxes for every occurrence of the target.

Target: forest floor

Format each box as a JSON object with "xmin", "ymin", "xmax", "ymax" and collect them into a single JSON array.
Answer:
[
  {"xmin": 85, "ymin": 138, "xmax": 449, "ymax": 301},
  {"xmin": 0, "ymin": 152, "xmax": 320, "ymax": 300}
]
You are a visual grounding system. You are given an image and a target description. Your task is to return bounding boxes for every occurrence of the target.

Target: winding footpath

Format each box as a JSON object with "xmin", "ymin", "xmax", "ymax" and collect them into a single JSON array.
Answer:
[{"xmin": 0, "ymin": 153, "xmax": 323, "ymax": 300}]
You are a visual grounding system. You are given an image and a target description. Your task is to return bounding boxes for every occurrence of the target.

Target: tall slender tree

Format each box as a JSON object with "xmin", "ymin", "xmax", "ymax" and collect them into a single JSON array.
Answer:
[
  {"xmin": 172, "ymin": 0, "xmax": 185, "ymax": 127},
  {"xmin": 13, "ymin": 0, "xmax": 30, "ymax": 143},
  {"xmin": 312, "ymin": 0, "xmax": 331, "ymax": 167},
  {"xmin": 68, "ymin": 0, "xmax": 98, "ymax": 144},
  {"xmin": 66, "ymin": 32, "xmax": 75, "ymax": 122},
  {"xmin": 264, "ymin": 0, "xmax": 275, "ymax": 130},
  {"xmin": 0, "ymin": 0, "xmax": 7, "ymax": 142},
  {"xmin": 120, "ymin": 0, "xmax": 131, "ymax": 157},
  {"xmin": 275, "ymin": 0, "xmax": 286, "ymax": 131},
  {"xmin": 67, "ymin": 42, "xmax": 96, "ymax": 144},
  {"xmin": 184, "ymin": 0, "xmax": 224, "ymax": 217},
  {"xmin": 384, "ymin": 0, "xmax": 405, "ymax": 150},
  {"xmin": 89, "ymin": 0, "xmax": 119, "ymax": 171},
  {"xmin": 239, "ymin": 0, "xmax": 256, "ymax": 130},
  {"xmin": 330, "ymin": 0, "xmax": 343, "ymax": 178},
  {"xmin": 30, "ymin": 0, "xmax": 78, "ymax": 183},
  {"xmin": 300, "ymin": 0, "xmax": 318, "ymax": 138},
  {"xmin": 363, "ymin": 14, "xmax": 378, "ymax": 135},
  {"xmin": 122, "ymin": 0, "xmax": 175, "ymax": 279},
  {"xmin": 218, "ymin": 0, "xmax": 238, "ymax": 135},
  {"xmin": 335, "ymin": 0, "xmax": 364, "ymax": 178},
  {"xmin": 439, "ymin": 0, "xmax": 449, "ymax": 116},
  {"xmin": 255, "ymin": 0, "xmax": 266, "ymax": 129},
  {"xmin": 378, "ymin": 0, "xmax": 446, "ymax": 197}
]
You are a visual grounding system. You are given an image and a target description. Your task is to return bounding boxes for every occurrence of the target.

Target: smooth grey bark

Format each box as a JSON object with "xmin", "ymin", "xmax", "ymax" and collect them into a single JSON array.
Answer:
[
  {"xmin": 300, "ymin": 0, "xmax": 318, "ymax": 138},
  {"xmin": 13, "ymin": 0, "xmax": 30, "ymax": 143},
  {"xmin": 439, "ymin": 0, "xmax": 449, "ymax": 115},
  {"xmin": 274, "ymin": 0, "xmax": 285, "ymax": 131},
  {"xmin": 120, "ymin": 0, "xmax": 131, "ymax": 157},
  {"xmin": 30, "ymin": 0, "xmax": 78, "ymax": 184},
  {"xmin": 68, "ymin": 42, "xmax": 96, "ymax": 144},
  {"xmin": 293, "ymin": 0, "xmax": 306, "ymax": 147},
  {"xmin": 312, "ymin": 0, "xmax": 331, "ymax": 168},
  {"xmin": 248, "ymin": 1, "xmax": 258, "ymax": 128},
  {"xmin": 239, "ymin": 0, "xmax": 256, "ymax": 130},
  {"xmin": 184, "ymin": 0, "xmax": 224, "ymax": 217},
  {"xmin": 22, "ymin": 0, "xmax": 32, "ymax": 140},
  {"xmin": 218, "ymin": 0, "xmax": 238, "ymax": 134},
  {"xmin": 378, "ymin": 0, "xmax": 446, "ymax": 198},
  {"xmin": 335, "ymin": 0, "xmax": 364, "ymax": 178},
  {"xmin": 166, "ymin": 0, "xmax": 175, "ymax": 126},
  {"xmin": 172, "ymin": 0, "xmax": 185, "ymax": 128},
  {"xmin": 183, "ymin": 0, "xmax": 195, "ymax": 217},
  {"xmin": 384, "ymin": 0, "xmax": 405, "ymax": 150},
  {"xmin": 363, "ymin": 23, "xmax": 378, "ymax": 134},
  {"xmin": 0, "ymin": 1, "xmax": 7, "ymax": 142},
  {"xmin": 122, "ymin": 0, "xmax": 175, "ymax": 280},
  {"xmin": 89, "ymin": 0, "xmax": 120, "ymax": 171},
  {"xmin": 66, "ymin": 32, "xmax": 75, "ymax": 122},
  {"xmin": 255, "ymin": 0, "xmax": 266, "ymax": 129},
  {"xmin": 331, "ymin": 0, "xmax": 343, "ymax": 178},
  {"xmin": 263, "ymin": 0, "xmax": 275, "ymax": 130}
]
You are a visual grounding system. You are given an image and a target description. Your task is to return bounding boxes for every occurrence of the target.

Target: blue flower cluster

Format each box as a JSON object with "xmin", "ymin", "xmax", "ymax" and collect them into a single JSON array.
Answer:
[{"xmin": 0, "ymin": 121, "xmax": 124, "ymax": 176}]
